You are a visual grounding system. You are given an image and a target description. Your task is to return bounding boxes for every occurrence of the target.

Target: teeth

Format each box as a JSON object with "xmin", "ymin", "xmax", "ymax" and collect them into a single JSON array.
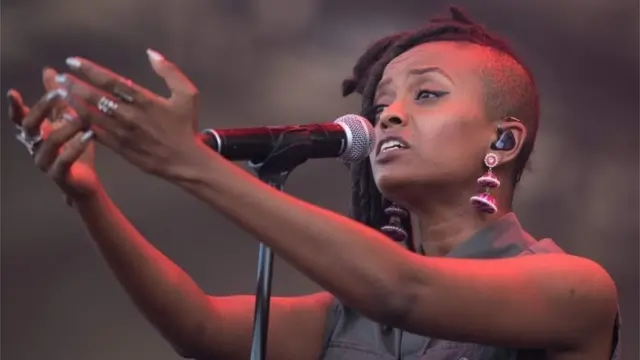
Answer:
[{"xmin": 381, "ymin": 140, "xmax": 405, "ymax": 152}]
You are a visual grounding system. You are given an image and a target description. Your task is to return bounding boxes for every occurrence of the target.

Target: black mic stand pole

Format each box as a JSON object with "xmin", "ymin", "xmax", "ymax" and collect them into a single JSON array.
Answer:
[{"xmin": 245, "ymin": 129, "xmax": 312, "ymax": 360}]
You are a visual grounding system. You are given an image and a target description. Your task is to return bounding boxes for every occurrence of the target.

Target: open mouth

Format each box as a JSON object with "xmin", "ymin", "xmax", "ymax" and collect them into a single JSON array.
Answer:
[{"xmin": 377, "ymin": 136, "xmax": 410, "ymax": 155}]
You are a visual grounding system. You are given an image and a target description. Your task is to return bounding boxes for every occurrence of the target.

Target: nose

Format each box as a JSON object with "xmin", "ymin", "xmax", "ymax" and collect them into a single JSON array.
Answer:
[{"xmin": 378, "ymin": 102, "xmax": 408, "ymax": 130}]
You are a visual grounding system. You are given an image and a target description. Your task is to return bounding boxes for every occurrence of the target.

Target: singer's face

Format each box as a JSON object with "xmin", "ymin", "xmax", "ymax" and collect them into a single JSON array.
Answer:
[{"xmin": 369, "ymin": 41, "xmax": 498, "ymax": 199}]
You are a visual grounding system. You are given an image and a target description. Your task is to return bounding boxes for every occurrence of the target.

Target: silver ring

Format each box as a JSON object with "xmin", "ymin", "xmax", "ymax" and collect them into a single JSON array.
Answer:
[
  {"xmin": 15, "ymin": 127, "xmax": 44, "ymax": 156},
  {"xmin": 97, "ymin": 96, "xmax": 119, "ymax": 116}
]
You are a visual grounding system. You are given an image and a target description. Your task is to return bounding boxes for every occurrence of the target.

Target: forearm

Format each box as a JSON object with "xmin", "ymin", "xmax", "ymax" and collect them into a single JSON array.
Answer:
[
  {"xmin": 73, "ymin": 188, "xmax": 218, "ymax": 355},
  {"xmin": 170, "ymin": 149, "xmax": 619, "ymax": 349},
  {"xmin": 172, "ymin": 145, "xmax": 413, "ymax": 321}
]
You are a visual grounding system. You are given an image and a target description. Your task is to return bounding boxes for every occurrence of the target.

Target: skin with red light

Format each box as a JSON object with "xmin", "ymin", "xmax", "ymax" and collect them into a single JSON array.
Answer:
[{"xmin": 7, "ymin": 43, "xmax": 617, "ymax": 360}]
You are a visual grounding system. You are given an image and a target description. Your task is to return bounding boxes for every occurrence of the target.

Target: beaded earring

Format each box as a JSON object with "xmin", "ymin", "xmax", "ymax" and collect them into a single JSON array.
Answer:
[{"xmin": 469, "ymin": 153, "xmax": 500, "ymax": 214}]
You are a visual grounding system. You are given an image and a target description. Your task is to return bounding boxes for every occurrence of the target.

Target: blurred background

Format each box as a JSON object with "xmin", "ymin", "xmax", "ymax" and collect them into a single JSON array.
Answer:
[{"xmin": 1, "ymin": 0, "xmax": 638, "ymax": 359}]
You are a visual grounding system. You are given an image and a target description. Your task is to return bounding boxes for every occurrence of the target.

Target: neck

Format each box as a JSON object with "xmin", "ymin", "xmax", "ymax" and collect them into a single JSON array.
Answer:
[{"xmin": 406, "ymin": 186, "xmax": 513, "ymax": 256}]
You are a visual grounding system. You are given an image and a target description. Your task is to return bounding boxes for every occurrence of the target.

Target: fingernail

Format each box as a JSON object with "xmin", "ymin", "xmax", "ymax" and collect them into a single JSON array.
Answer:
[
  {"xmin": 66, "ymin": 57, "xmax": 81, "ymax": 69},
  {"xmin": 62, "ymin": 112, "xmax": 77, "ymax": 122},
  {"xmin": 55, "ymin": 74, "xmax": 68, "ymax": 84},
  {"xmin": 45, "ymin": 88, "xmax": 67, "ymax": 101},
  {"xmin": 80, "ymin": 130, "xmax": 94, "ymax": 143},
  {"xmin": 146, "ymin": 49, "xmax": 164, "ymax": 62}
]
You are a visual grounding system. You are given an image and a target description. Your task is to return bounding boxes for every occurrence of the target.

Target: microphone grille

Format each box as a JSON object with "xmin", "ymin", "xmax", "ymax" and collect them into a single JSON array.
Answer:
[{"xmin": 334, "ymin": 114, "xmax": 376, "ymax": 163}]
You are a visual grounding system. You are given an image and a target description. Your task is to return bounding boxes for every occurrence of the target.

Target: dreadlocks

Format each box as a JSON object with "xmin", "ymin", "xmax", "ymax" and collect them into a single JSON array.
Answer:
[{"xmin": 343, "ymin": 6, "xmax": 540, "ymax": 231}]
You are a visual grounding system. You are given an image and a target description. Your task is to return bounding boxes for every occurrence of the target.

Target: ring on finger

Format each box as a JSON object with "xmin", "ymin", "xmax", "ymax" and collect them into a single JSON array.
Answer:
[
  {"xmin": 97, "ymin": 96, "xmax": 119, "ymax": 116},
  {"xmin": 15, "ymin": 127, "xmax": 44, "ymax": 156}
]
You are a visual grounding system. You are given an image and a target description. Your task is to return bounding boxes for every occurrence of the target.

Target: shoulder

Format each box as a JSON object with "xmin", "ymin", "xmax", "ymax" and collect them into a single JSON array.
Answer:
[
  {"xmin": 519, "ymin": 238, "xmax": 616, "ymax": 312},
  {"xmin": 522, "ymin": 252, "xmax": 616, "ymax": 306},
  {"xmin": 518, "ymin": 238, "xmax": 616, "ymax": 315},
  {"xmin": 527, "ymin": 253, "xmax": 618, "ymax": 346},
  {"xmin": 518, "ymin": 236, "xmax": 619, "ymax": 353}
]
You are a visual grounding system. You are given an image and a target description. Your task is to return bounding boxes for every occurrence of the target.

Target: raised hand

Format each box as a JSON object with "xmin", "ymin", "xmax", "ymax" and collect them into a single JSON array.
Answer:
[
  {"xmin": 54, "ymin": 49, "xmax": 206, "ymax": 180},
  {"xmin": 9, "ymin": 68, "xmax": 99, "ymax": 202}
]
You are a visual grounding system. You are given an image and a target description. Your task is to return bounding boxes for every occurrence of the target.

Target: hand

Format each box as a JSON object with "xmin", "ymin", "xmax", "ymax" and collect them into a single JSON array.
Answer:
[
  {"xmin": 55, "ymin": 49, "xmax": 205, "ymax": 179},
  {"xmin": 9, "ymin": 68, "xmax": 100, "ymax": 203}
]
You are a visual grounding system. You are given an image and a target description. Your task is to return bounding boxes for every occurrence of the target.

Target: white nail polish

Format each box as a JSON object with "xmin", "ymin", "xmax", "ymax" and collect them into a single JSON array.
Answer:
[
  {"xmin": 146, "ymin": 48, "xmax": 164, "ymax": 62},
  {"xmin": 62, "ymin": 112, "xmax": 76, "ymax": 122},
  {"xmin": 55, "ymin": 74, "xmax": 67, "ymax": 84},
  {"xmin": 66, "ymin": 57, "xmax": 81, "ymax": 69},
  {"xmin": 46, "ymin": 88, "xmax": 67, "ymax": 100},
  {"xmin": 58, "ymin": 88, "xmax": 68, "ymax": 98},
  {"xmin": 80, "ymin": 130, "xmax": 94, "ymax": 143}
]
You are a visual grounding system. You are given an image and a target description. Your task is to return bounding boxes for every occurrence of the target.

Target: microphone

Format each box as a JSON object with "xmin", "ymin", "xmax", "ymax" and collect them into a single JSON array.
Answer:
[{"xmin": 199, "ymin": 114, "xmax": 375, "ymax": 164}]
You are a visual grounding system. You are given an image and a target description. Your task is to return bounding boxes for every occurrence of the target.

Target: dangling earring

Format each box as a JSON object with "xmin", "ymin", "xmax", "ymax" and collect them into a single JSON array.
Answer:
[
  {"xmin": 470, "ymin": 153, "xmax": 500, "ymax": 214},
  {"xmin": 380, "ymin": 203, "xmax": 409, "ymax": 243}
]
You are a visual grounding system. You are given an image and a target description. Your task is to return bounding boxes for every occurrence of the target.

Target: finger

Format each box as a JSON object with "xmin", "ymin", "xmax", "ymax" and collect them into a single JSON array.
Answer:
[
  {"xmin": 64, "ymin": 56, "xmax": 154, "ymax": 105},
  {"xmin": 42, "ymin": 67, "xmax": 60, "ymax": 92},
  {"xmin": 89, "ymin": 124, "xmax": 120, "ymax": 151},
  {"xmin": 42, "ymin": 67, "xmax": 72, "ymax": 120},
  {"xmin": 7, "ymin": 89, "xmax": 29, "ymax": 127},
  {"xmin": 70, "ymin": 96, "xmax": 130, "ymax": 152},
  {"xmin": 56, "ymin": 73, "xmax": 137, "ymax": 130},
  {"xmin": 48, "ymin": 130, "xmax": 93, "ymax": 183},
  {"xmin": 146, "ymin": 49, "xmax": 198, "ymax": 104},
  {"xmin": 40, "ymin": 117, "xmax": 54, "ymax": 138},
  {"xmin": 34, "ymin": 112, "xmax": 86, "ymax": 172},
  {"xmin": 20, "ymin": 88, "xmax": 67, "ymax": 136}
]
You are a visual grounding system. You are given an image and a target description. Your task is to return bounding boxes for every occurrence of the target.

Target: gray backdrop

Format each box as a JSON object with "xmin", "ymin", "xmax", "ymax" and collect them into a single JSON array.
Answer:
[{"xmin": 2, "ymin": 0, "xmax": 638, "ymax": 359}]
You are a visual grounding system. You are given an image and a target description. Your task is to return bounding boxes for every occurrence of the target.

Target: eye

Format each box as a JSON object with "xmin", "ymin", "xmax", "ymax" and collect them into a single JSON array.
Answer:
[
  {"xmin": 372, "ymin": 104, "xmax": 387, "ymax": 122},
  {"xmin": 414, "ymin": 89, "xmax": 447, "ymax": 101}
]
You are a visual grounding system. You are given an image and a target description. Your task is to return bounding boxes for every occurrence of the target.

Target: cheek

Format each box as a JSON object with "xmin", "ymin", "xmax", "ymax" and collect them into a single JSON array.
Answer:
[{"xmin": 413, "ymin": 115, "xmax": 488, "ymax": 174}]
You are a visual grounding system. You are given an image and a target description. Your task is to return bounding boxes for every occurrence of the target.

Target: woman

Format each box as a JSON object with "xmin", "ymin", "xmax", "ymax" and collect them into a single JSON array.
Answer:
[{"xmin": 9, "ymin": 7, "xmax": 620, "ymax": 360}]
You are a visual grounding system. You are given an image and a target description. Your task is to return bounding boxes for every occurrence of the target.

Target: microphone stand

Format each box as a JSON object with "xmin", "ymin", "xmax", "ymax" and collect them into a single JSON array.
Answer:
[{"xmin": 246, "ymin": 129, "xmax": 312, "ymax": 360}]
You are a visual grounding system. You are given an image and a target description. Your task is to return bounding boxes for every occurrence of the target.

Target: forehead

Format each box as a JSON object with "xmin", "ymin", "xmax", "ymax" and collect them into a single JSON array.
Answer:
[{"xmin": 380, "ymin": 41, "xmax": 487, "ymax": 84}]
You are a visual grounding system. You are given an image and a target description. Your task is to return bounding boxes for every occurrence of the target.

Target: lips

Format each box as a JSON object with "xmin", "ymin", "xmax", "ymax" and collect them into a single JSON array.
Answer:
[{"xmin": 376, "ymin": 136, "xmax": 410, "ymax": 156}]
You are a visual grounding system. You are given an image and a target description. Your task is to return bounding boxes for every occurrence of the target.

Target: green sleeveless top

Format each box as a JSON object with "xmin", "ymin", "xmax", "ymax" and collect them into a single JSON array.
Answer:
[{"xmin": 319, "ymin": 213, "xmax": 621, "ymax": 360}]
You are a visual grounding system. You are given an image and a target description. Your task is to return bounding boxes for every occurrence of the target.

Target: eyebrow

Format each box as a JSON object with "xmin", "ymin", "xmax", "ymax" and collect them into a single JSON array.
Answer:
[{"xmin": 377, "ymin": 66, "xmax": 454, "ymax": 93}]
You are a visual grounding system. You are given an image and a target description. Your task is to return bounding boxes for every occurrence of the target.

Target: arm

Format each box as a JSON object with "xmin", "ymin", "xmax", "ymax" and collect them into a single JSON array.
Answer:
[
  {"xmin": 170, "ymin": 143, "xmax": 618, "ymax": 351},
  {"xmin": 10, "ymin": 65, "xmax": 332, "ymax": 360},
  {"xmin": 56, "ymin": 54, "xmax": 617, "ymax": 353},
  {"xmin": 74, "ymin": 188, "xmax": 333, "ymax": 359}
]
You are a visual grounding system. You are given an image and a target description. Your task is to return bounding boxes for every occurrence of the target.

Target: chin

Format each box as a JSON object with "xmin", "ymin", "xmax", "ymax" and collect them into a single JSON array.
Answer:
[
  {"xmin": 374, "ymin": 165, "xmax": 460, "ymax": 206},
  {"xmin": 374, "ymin": 170, "xmax": 425, "ymax": 202}
]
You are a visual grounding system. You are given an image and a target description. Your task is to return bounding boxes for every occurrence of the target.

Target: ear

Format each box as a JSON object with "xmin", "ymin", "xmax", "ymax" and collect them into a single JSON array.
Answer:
[{"xmin": 490, "ymin": 117, "xmax": 527, "ymax": 167}]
